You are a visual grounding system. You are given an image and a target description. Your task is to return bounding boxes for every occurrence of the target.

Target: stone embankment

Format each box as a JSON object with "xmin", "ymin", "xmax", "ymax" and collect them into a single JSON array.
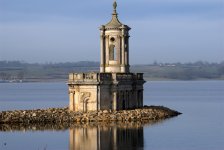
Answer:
[{"xmin": 0, "ymin": 106, "xmax": 181, "ymax": 124}]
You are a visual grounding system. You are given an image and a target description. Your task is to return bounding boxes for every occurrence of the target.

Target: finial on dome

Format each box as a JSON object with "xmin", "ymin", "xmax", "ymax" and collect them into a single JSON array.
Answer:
[{"xmin": 113, "ymin": 0, "xmax": 117, "ymax": 13}]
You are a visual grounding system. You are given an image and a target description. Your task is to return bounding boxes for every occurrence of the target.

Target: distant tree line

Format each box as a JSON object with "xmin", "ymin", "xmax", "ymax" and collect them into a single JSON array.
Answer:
[
  {"xmin": 0, "ymin": 61, "xmax": 99, "ymax": 82},
  {"xmin": 0, "ymin": 60, "xmax": 224, "ymax": 81},
  {"xmin": 132, "ymin": 61, "xmax": 224, "ymax": 80}
]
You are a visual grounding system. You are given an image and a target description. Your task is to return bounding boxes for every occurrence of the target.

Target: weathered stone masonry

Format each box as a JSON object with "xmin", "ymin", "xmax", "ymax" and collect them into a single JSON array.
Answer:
[{"xmin": 68, "ymin": 73, "xmax": 145, "ymax": 112}]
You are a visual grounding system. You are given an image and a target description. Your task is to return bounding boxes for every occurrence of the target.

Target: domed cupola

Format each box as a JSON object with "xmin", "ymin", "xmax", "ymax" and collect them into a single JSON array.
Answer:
[{"xmin": 100, "ymin": 1, "xmax": 131, "ymax": 73}]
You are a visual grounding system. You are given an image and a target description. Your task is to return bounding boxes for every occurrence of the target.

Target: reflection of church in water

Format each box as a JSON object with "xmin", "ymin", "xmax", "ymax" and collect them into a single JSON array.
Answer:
[
  {"xmin": 69, "ymin": 125, "xmax": 144, "ymax": 150},
  {"xmin": 68, "ymin": 1, "xmax": 145, "ymax": 112}
]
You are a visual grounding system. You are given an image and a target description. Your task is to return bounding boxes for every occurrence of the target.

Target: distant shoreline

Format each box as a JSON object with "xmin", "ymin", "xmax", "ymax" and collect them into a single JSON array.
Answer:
[
  {"xmin": 0, "ymin": 78, "xmax": 223, "ymax": 83},
  {"xmin": 1, "ymin": 61, "xmax": 224, "ymax": 82}
]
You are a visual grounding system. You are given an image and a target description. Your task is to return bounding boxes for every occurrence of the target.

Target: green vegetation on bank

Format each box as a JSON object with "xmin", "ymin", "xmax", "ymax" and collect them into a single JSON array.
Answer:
[
  {"xmin": 0, "ymin": 61, "xmax": 224, "ymax": 82},
  {"xmin": 132, "ymin": 61, "xmax": 224, "ymax": 80}
]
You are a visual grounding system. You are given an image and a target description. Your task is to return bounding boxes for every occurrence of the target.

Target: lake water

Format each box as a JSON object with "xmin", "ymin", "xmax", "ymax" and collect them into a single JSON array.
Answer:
[{"xmin": 0, "ymin": 81, "xmax": 224, "ymax": 150}]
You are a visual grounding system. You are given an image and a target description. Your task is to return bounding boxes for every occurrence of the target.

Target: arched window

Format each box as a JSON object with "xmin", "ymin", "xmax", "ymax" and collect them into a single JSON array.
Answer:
[
  {"xmin": 109, "ymin": 44, "xmax": 116, "ymax": 60},
  {"xmin": 83, "ymin": 98, "xmax": 89, "ymax": 113}
]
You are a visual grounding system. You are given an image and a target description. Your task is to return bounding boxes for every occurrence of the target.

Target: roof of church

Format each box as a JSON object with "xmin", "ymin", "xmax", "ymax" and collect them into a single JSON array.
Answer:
[
  {"xmin": 105, "ymin": 13, "xmax": 122, "ymax": 29},
  {"xmin": 104, "ymin": 1, "xmax": 130, "ymax": 30}
]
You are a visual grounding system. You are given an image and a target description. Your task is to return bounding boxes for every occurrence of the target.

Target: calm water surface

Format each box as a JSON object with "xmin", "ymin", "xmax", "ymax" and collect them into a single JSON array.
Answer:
[{"xmin": 0, "ymin": 81, "xmax": 224, "ymax": 150}]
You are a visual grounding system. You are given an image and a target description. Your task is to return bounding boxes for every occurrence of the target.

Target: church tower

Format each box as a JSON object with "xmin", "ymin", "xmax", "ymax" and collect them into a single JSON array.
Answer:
[
  {"xmin": 100, "ymin": 1, "xmax": 130, "ymax": 73},
  {"xmin": 68, "ymin": 1, "xmax": 145, "ymax": 112}
]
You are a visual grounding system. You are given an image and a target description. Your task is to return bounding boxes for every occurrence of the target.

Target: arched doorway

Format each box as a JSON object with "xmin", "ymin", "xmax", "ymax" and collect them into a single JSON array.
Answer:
[{"xmin": 80, "ymin": 92, "xmax": 91, "ymax": 112}]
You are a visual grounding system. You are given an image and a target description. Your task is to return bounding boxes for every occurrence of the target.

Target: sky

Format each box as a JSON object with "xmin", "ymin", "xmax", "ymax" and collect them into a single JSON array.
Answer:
[{"xmin": 0, "ymin": 0, "xmax": 223, "ymax": 64}]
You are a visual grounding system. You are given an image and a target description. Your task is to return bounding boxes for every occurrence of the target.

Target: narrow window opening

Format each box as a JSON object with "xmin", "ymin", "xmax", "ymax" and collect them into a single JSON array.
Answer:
[{"xmin": 109, "ymin": 45, "xmax": 116, "ymax": 60}]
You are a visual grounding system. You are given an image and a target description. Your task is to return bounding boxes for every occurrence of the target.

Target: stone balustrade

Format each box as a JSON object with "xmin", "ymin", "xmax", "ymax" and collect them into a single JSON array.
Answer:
[
  {"xmin": 68, "ymin": 72, "xmax": 144, "ymax": 83},
  {"xmin": 68, "ymin": 73, "xmax": 112, "ymax": 83},
  {"xmin": 113, "ymin": 73, "xmax": 144, "ymax": 81}
]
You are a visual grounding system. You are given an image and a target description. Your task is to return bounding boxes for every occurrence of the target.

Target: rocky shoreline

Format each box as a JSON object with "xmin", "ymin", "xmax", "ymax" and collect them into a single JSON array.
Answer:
[{"xmin": 0, "ymin": 106, "xmax": 181, "ymax": 125}]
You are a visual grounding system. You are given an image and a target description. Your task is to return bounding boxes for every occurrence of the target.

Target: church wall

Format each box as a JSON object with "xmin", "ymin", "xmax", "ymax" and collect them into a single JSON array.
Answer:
[
  {"xmin": 68, "ymin": 75, "xmax": 145, "ymax": 112},
  {"xmin": 117, "ymin": 82, "xmax": 144, "ymax": 110},
  {"xmin": 73, "ymin": 85, "xmax": 98, "ymax": 112},
  {"xmin": 116, "ymin": 91, "xmax": 123, "ymax": 110},
  {"xmin": 128, "ymin": 91, "xmax": 136, "ymax": 109},
  {"xmin": 99, "ymin": 85, "xmax": 113, "ymax": 110}
]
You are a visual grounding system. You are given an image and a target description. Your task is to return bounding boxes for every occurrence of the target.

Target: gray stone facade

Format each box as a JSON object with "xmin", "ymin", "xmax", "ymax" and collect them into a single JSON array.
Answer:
[
  {"xmin": 68, "ymin": 73, "xmax": 144, "ymax": 112},
  {"xmin": 68, "ymin": 1, "xmax": 145, "ymax": 112}
]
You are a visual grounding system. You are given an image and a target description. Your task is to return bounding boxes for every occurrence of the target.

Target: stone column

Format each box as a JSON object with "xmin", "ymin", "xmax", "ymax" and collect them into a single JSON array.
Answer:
[
  {"xmin": 140, "ymin": 90, "xmax": 143, "ymax": 108},
  {"xmin": 121, "ymin": 27, "xmax": 125, "ymax": 73},
  {"xmin": 100, "ymin": 26, "xmax": 105, "ymax": 72},
  {"xmin": 113, "ymin": 92, "xmax": 117, "ymax": 111},
  {"xmin": 126, "ymin": 36, "xmax": 130, "ymax": 72},
  {"xmin": 125, "ymin": 49, "xmax": 127, "ymax": 65},
  {"xmin": 117, "ymin": 35, "xmax": 121, "ymax": 64},
  {"xmin": 74, "ymin": 91, "xmax": 79, "ymax": 111},
  {"xmin": 137, "ymin": 90, "xmax": 143, "ymax": 108},
  {"xmin": 97, "ymin": 86, "xmax": 100, "ymax": 111},
  {"xmin": 100, "ymin": 34, "xmax": 105, "ymax": 73},
  {"xmin": 106, "ymin": 35, "xmax": 109, "ymax": 65},
  {"xmin": 134, "ymin": 90, "xmax": 138, "ymax": 108},
  {"xmin": 69, "ymin": 91, "xmax": 75, "ymax": 111},
  {"xmin": 127, "ymin": 91, "xmax": 129, "ymax": 108}
]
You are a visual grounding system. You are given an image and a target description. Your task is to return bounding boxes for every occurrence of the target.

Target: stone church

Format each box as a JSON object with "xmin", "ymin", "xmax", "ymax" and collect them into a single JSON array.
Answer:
[{"xmin": 68, "ymin": 1, "xmax": 145, "ymax": 112}]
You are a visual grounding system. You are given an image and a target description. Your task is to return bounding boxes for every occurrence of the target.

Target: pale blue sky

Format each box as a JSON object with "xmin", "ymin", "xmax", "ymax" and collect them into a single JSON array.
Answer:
[{"xmin": 0, "ymin": 0, "xmax": 223, "ymax": 64}]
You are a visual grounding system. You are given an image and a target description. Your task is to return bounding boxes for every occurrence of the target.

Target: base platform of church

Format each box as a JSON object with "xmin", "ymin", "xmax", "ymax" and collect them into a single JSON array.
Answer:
[{"xmin": 0, "ymin": 106, "xmax": 181, "ymax": 125}]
